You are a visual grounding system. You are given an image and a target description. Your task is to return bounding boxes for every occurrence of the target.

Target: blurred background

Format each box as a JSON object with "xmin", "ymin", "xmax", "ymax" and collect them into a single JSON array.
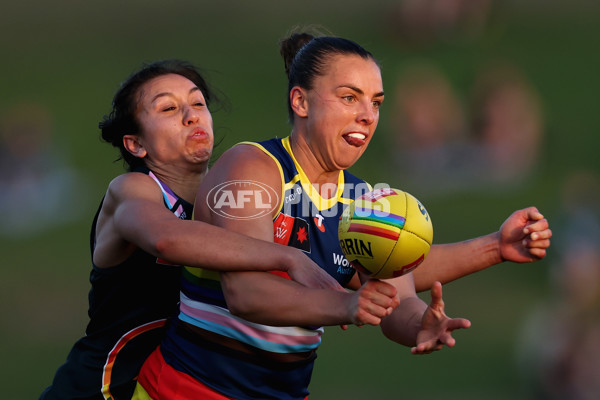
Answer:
[{"xmin": 2, "ymin": 0, "xmax": 599, "ymax": 399}]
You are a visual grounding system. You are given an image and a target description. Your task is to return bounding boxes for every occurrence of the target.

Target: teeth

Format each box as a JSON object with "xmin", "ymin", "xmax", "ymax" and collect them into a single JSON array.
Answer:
[{"xmin": 347, "ymin": 133, "xmax": 366, "ymax": 140}]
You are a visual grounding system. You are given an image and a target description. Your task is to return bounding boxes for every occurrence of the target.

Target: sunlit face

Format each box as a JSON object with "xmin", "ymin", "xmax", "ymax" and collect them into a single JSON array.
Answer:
[
  {"xmin": 299, "ymin": 54, "xmax": 384, "ymax": 172},
  {"xmin": 132, "ymin": 73, "xmax": 214, "ymax": 172}
]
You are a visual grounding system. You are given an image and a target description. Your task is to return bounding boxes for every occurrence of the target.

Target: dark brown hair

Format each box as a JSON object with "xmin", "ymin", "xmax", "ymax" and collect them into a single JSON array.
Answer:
[
  {"xmin": 279, "ymin": 31, "xmax": 378, "ymax": 122},
  {"xmin": 99, "ymin": 59, "xmax": 219, "ymax": 171}
]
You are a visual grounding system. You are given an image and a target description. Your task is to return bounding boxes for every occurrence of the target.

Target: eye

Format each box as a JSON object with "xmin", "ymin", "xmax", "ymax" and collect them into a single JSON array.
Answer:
[
  {"xmin": 372, "ymin": 100, "xmax": 382, "ymax": 109},
  {"xmin": 342, "ymin": 95, "xmax": 356, "ymax": 103},
  {"xmin": 158, "ymin": 102, "xmax": 177, "ymax": 112}
]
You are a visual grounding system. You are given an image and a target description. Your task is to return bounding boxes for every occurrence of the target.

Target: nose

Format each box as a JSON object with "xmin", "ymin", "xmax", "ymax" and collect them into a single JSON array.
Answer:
[
  {"xmin": 183, "ymin": 106, "xmax": 200, "ymax": 126},
  {"xmin": 356, "ymin": 101, "xmax": 376, "ymax": 125}
]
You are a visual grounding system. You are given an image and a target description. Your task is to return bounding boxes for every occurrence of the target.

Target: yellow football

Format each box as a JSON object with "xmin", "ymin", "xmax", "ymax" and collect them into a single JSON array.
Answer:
[{"xmin": 338, "ymin": 188, "xmax": 433, "ymax": 279}]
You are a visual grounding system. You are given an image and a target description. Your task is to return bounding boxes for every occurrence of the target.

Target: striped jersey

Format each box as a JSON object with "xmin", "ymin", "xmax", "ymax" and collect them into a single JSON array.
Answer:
[
  {"xmin": 159, "ymin": 136, "xmax": 368, "ymax": 399},
  {"xmin": 40, "ymin": 167, "xmax": 192, "ymax": 400}
]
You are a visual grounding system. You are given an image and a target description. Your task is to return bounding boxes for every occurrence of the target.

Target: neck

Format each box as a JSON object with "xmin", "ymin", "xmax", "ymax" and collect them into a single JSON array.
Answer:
[
  {"xmin": 147, "ymin": 164, "xmax": 207, "ymax": 204},
  {"xmin": 289, "ymin": 133, "xmax": 340, "ymax": 199}
]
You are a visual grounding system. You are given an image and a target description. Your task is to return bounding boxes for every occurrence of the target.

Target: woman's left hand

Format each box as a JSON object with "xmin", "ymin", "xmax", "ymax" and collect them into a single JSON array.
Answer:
[{"xmin": 411, "ymin": 282, "xmax": 471, "ymax": 355}]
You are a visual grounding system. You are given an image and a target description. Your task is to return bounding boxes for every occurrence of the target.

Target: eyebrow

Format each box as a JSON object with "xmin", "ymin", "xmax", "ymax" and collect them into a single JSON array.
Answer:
[
  {"xmin": 151, "ymin": 87, "xmax": 201, "ymax": 103},
  {"xmin": 339, "ymin": 84, "xmax": 384, "ymax": 98}
]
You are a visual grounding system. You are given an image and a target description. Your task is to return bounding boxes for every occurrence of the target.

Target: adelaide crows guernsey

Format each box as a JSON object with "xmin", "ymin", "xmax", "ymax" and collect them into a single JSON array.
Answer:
[
  {"xmin": 40, "ymin": 167, "xmax": 192, "ymax": 400},
  {"xmin": 156, "ymin": 136, "xmax": 369, "ymax": 400}
]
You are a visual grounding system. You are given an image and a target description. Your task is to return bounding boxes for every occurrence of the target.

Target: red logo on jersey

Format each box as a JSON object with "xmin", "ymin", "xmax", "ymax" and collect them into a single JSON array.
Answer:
[
  {"xmin": 296, "ymin": 227, "xmax": 308, "ymax": 243},
  {"xmin": 314, "ymin": 214, "xmax": 326, "ymax": 233},
  {"xmin": 273, "ymin": 213, "xmax": 311, "ymax": 252}
]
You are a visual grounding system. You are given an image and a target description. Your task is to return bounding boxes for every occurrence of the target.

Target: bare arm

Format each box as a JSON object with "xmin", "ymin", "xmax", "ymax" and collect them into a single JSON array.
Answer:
[
  {"xmin": 377, "ymin": 273, "xmax": 427, "ymax": 346},
  {"xmin": 92, "ymin": 172, "xmax": 340, "ymax": 290},
  {"xmin": 413, "ymin": 207, "xmax": 552, "ymax": 292}
]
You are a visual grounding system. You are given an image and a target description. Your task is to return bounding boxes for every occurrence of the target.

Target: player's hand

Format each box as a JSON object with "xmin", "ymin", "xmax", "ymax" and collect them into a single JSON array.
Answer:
[
  {"xmin": 350, "ymin": 279, "xmax": 400, "ymax": 327},
  {"xmin": 499, "ymin": 207, "xmax": 552, "ymax": 262},
  {"xmin": 286, "ymin": 251, "xmax": 346, "ymax": 293},
  {"xmin": 411, "ymin": 282, "xmax": 471, "ymax": 355}
]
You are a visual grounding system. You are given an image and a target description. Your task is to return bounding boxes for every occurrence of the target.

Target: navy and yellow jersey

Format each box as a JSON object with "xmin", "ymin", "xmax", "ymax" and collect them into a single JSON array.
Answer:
[
  {"xmin": 155, "ymin": 136, "xmax": 369, "ymax": 400},
  {"xmin": 40, "ymin": 167, "xmax": 192, "ymax": 400},
  {"xmin": 249, "ymin": 136, "xmax": 370, "ymax": 287}
]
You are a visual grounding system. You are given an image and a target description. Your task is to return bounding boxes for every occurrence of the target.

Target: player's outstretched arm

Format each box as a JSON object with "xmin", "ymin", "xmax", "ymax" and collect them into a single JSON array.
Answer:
[
  {"xmin": 412, "ymin": 207, "xmax": 552, "ymax": 292},
  {"xmin": 378, "ymin": 275, "xmax": 470, "ymax": 353}
]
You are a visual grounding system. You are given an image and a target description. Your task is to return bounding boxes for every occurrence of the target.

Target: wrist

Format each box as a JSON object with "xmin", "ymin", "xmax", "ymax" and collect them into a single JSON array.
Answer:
[
  {"xmin": 465, "ymin": 232, "xmax": 504, "ymax": 272},
  {"xmin": 490, "ymin": 231, "xmax": 504, "ymax": 264},
  {"xmin": 278, "ymin": 246, "xmax": 296, "ymax": 273}
]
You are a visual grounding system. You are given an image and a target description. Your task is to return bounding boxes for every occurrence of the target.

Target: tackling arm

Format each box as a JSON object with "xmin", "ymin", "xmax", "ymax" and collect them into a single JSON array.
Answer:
[{"xmin": 92, "ymin": 172, "xmax": 338, "ymax": 291}]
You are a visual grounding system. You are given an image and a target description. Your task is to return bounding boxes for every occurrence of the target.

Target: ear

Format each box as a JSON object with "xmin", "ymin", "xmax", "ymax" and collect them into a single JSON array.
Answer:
[
  {"xmin": 290, "ymin": 86, "xmax": 309, "ymax": 118},
  {"xmin": 123, "ymin": 134, "xmax": 147, "ymax": 159}
]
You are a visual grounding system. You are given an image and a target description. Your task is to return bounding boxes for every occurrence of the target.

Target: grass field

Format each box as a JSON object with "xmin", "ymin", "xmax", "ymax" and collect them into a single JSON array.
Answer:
[{"xmin": 1, "ymin": 1, "xmax": 599, "ymax": 399}]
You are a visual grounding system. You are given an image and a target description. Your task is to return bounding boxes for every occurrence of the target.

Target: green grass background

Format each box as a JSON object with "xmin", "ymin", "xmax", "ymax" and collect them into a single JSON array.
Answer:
[{"xmin": 1, "ymin": 1, "xmax": 598, "ymax": 399}]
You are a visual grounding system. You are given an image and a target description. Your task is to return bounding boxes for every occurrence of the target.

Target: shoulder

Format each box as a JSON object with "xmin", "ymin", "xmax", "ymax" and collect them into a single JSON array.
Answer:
[
  {"xmin": 220, "ymin": 142, "xmax": 276, "ymax": 165},
  {"xmin": 104, "ymin": 172, "xmax": 162, "ymax": 208},
  {"xmin": 209, "ymin": 142, "xmax": 281, "ymax": 182},
  {"xmin": 107, "ymin": 171, "xmax": 156, "ymax": 194},
  {"xmin": 197, "ymin": 142, "xmax": 284, "ymax": 219}
]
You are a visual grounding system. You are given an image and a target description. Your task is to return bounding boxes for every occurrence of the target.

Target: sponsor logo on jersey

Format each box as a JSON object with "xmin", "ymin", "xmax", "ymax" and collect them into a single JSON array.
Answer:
[
  {"xmin": 314, "ymin": 214, "xmax": 326, "ymax": 233},
  {"xmin": 332, "ymin": 253, "xmax": 355, "ymax": 275},
  {"xmin": 273, "ymin": 213, "xmax": 311, "ymax": 252}
]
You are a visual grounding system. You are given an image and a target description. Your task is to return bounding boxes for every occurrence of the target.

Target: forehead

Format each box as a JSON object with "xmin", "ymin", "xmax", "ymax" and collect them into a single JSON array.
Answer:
[
  {"xmin": 139, "ymin": 73, "xmax": 200, "ymax": 102},
  {"xmin": 318, "ymin": 54, "xmax": 382, "ymax": 91}
]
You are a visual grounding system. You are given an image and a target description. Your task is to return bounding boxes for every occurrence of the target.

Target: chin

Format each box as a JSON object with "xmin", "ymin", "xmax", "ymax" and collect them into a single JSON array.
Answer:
[
  {"xmin": 337, "ymin": 159, "xmax": 361, "ymax": 171},
  {"xmin": 192, "ymin": 150, "xmax": 212, "ymax": 163},
  {"xmin": 344, "ymin": 151, "xmax": 367, "ymax": 168}
]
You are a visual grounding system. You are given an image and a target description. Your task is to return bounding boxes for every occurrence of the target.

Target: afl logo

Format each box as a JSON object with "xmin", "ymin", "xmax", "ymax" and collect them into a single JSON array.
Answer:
[{"xmin": 207, "ymin": 180, "xmax": 280, "ymax": 220}]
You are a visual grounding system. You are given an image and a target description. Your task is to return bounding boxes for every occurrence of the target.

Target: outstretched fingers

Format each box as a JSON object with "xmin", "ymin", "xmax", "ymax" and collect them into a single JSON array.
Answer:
[
  {"xmin": 411, "ymin": 316, "xmax": 471, "ymax": 355},
  {"xmin": 411, "ymin": 282, "xmax": 471, "ymax": 355},
  {"xmin": 446, "ymin": 317, "xmax": 472, "ymax": 331},
  {"xmin": 428, "ymin": 281, "xmax": 444, "ymax": 310}
]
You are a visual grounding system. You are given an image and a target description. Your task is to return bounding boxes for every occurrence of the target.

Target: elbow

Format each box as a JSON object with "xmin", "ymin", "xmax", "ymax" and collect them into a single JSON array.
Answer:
[
  {"xmin": 380, "ymin": 315, "xmax": 417, "ymax": 347},
  {"xmin": 226, "ymin": 299, "xmax": 250, "ymax": 319},
  {"xmin": 225, "ymin": 295, "xmax": 257, "ymax": 321},
  {"xmin": 152, "ymin": 234, "xmax": 181, "ymax": 263},
  {"xmin": 221, "ymin": 274, "xmax": 251, "ymax": 318},
  {"xmin": 221, "ymin": 273, "xmax": 262, "ymax": 321}
]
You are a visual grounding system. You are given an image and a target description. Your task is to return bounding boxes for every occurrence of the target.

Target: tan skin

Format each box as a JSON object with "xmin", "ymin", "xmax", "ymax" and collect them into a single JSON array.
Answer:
[
  {"xmin": 197, "ymin": 55, "xmax": 471, "ymax": 353},
  {"xmin": 92, "ymin": 73, "xmax": 344, "ymax": 291}
]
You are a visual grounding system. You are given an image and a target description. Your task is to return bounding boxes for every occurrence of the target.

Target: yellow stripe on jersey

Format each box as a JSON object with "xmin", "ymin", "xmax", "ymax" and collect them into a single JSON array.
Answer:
[
  {"xmin": 280, "ymin": 137, "xmax": 347, "ymax": 211},
  {"xmin": 237, "ymin": 141, "xmax": 286, "ymax": 217}
]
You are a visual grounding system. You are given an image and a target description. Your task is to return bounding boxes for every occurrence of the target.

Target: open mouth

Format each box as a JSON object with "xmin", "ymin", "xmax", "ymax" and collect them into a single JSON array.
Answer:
[{"xmin": 343, "ymin": 133, "xmax": 367, "ymax": 147}]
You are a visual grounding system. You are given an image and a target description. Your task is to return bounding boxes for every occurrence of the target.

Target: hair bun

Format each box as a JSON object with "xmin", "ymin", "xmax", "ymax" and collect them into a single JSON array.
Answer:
[{"xmin": 279, "ymin": 33, "xmax": 315, "ymax": 77}]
